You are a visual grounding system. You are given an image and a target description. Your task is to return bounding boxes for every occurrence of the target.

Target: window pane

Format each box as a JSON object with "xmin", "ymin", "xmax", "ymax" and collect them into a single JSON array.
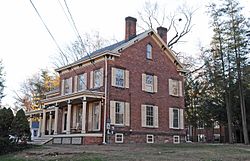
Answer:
[
  {"xmin": 146, "ymin": 106, "xmax": 154, "ymax": 126},
  {"xmin": 173, "ymin": 109, "xmax": 179, "ymax": 128},
  {"xmin": 115, "ymin": 69, "xmax": 125, "ymax": 87},
  {"xmin": 64, "ymin": 78, "xmax": 70, "ymax": 94},
  {"xmin": 78, "ymin": 74, "xmax": 85, "ymax": 91},
  {"xmin": 145, "ymin": 74, "xmax": 153, "ymax": 92},
  {"xmin": 172, "ymin": 80, "xmax": 179, "ymax": 96},
  {"xmin": 93, "ymin": 103, "xmax": 100, "ymax": 130},
  {"xmin": 94, "ymin": 69, "xmax": 101, "ymax": 88},
  {"xmin": 146, "ymin": 44, "xmax": 152, "ymax": 59},
  {"xmin": 115, "ymin": 102, "xmax": 124, "ymax": 124}
]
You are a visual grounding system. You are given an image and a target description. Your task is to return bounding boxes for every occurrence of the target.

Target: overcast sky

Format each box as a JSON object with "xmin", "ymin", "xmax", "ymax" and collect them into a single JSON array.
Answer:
[{"xmin": 0, "ymin": 0, "xmax": 249, "ymax": 107}]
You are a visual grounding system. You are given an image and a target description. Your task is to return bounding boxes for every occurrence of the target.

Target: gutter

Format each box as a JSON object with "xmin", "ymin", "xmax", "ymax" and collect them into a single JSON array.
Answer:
[{"xmin": 103, "ymin": 55, "xmax": 108, "ymax": 144}]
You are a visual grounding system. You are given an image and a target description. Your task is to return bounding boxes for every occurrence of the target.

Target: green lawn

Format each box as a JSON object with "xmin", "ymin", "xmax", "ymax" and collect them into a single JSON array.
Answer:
[{"xmin": 1, "ymin": 143, "xmax": 250, "ymax": 161}]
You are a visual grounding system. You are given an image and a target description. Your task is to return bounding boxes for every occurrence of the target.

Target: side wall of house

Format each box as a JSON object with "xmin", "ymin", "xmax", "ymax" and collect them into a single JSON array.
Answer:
[{"xmin": 107, "ymin": 35, "xmax": 185, "ymax": 144}]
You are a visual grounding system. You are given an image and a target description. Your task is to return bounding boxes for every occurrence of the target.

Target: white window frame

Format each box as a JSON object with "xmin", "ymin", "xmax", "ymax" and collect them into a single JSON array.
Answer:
[
  {"xmin": 115, "ymin": 101, "xmax": 125, "ymax": 125},
  {"xmin": 64, "ymin": 78, "xmax": 72, "ymax": 95},
  {"xmin": 173, "ymin": 135, "xmax": 180, "ymax": 144},
  {"xmin": 115, "ymin": 68, "xmax": 125, "ymax": 87},
  {"xmin": 173, "ymin": 109, "xmax": 179, "ymax": 129},
  {"xmin": 214, "ymin": 121, "xmax": 220, "ymax": 129},
  {"xmin": 94, "ymin": 69, "xmax": 101, "ymax": 88},
  {"xmin": 77, "ymin": 74, "xmax": 86, "ymax": 91},
  {"xmin": 169, "ymin": 79, "xmax": 182, "ymax": 97},
  {"xmin": 198, "ymin": 134, "xmax": 206, "ymax": 142},
  {"xmin": 141, "ymin": 105, "xmax": 158, "ymax": 128},
  {"xmin": 115, "ymin": 133, "xmax": 124, "ymax": 143},
  {"xmin": 146, "ymin": 105, "xmax": 154, "ymax": 127},
  {"xmin": 169, "ymin": 108, "xmax": 184, "ymax": 129},
  {"xmin": 145, "ymin": 74, "xmax": 154, "ymax": 92},
  {"xmin": 146, "ymin": 44, "xmax": 152, "ymax": 59},
  {"xmin": 146, "ymin": 134, "xmax": 154, "ymax": 143}
]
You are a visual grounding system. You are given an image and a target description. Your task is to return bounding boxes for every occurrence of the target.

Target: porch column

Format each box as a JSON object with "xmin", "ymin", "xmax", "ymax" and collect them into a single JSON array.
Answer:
[
  {"xmin": 66, "ymin": 101, "xmax": 72, "ymax": 134},
  {"xmin": 54, "ymin": 106, "xmax": 59, "ymax": 135},
  {"xmin": 48, "ymin": 111, "xmax": 52, "ymax": 135},
  {"xmin": 81, "ymin": 97, "xmax": 87, "ymax": 133},
  {"xmin": 42, "ymin": 109, "xmax": 46, "ymax": 136},
  {"xmin": 38, "ymin": 113, "xmax": 42, "ymax": 137}
]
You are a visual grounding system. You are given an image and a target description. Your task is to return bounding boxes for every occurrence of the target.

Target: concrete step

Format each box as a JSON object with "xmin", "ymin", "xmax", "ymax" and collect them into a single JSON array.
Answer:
[{"xmin": 29, "ymin": 136, "xmax": 53, "ymax": 145}]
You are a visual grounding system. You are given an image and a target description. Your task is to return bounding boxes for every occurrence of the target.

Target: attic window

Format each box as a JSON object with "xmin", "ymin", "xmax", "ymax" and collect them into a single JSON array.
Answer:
[{"xmin": 146, "ymin": 44, "xmax": 152, "ymax": 59}]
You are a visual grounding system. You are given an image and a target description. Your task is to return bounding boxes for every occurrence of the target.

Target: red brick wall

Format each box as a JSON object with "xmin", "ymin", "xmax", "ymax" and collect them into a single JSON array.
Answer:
[
  {"xmin": 83, "ymin": 136, "xmax": 103, "ymax": 145},
  {"xmin": 108, "ymin": 35, "xmax": 184, "ymax": 135}
]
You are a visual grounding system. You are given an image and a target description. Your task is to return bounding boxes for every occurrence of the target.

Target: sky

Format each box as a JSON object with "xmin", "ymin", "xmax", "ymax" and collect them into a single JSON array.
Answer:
[{"xmin": 0, "ymin": 0, "xmax": 250, "ymax": 107}]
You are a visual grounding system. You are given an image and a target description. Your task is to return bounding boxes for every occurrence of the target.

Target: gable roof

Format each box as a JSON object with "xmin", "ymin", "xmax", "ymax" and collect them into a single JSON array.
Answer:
[{"xmin": 56, "ymin": 29, "xmax": 184, "ymax": 72}]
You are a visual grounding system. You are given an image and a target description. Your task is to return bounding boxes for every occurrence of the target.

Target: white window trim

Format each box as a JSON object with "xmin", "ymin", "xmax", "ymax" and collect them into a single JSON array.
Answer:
[
  {"xmin": 141, "ymin": 105, "xmax": 158, "ymax": 128},
  {"xmin": 114, "ymin": 101, "xmax": 125, "ymax": 126},
  {"xmin": 110, "ymin": 101, "xmax": 130, "ymax": 126},
  {"xmin": 173, "ymin": 135, "xmax": 180, "ymax": 144},
  {"xmin": 146, "ymin": 134, "xmax": 154, "ymax": 143},
  {"xmin": 169, "ymin": 79, "xmax": 183, "ymax": 97},
  {"xmin": 169, "ymin": 108, "xmax": 184, "ymax": 129},
  {"xmin": 115, "ymin": 133, "xmax": 124, "ymax": 143}
]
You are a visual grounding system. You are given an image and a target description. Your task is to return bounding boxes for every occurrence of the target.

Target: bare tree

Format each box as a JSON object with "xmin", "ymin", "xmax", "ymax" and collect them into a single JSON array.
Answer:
[
  {"xmin": 52, "ymin": 31, "xmax": 114, "ymax": 68},
  {"xmin": 138, "ymin": 1, "xmax": 196, "ymax": 49}
]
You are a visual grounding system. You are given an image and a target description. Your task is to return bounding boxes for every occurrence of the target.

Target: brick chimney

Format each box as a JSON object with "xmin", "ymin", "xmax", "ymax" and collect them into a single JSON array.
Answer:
[
  {"xmin": 157, "ymin": 27, "xmax": 168, "ymax": 44},
  {"xmin": 125, "ymin": 16, "xmax": 137, "ymax": 40}
]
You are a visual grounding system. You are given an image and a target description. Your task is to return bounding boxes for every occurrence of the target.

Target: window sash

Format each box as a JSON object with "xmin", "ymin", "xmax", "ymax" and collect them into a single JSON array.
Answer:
[
  {"xmin": 115, "ymin": 69, "xmax": 125, "ymax": 87},
  {"xmin": 146, "ymin": 106, "xmax": 154, "ymax": 126},
  {"xmin": 146, "ymin": 44, "xmax": 152, "ymax": 59},
  {"xmin": 78, "ymin": 74, "xmax": 86, "ymax": 91},
  {"xmin": 92, "ymin": 103, "xmax": 100, "ymax": 130},
  {"xmin": 173, "ymin": 109, "xmax": 179, "ymax": 128},
  {"xmin": 115, "ymin": 102, "xmax": 124, "ymax": 125},
  {"xmin": 94, "ymin": 70, "xmax": 101, "ymax": 88},
  {"xmin": 145, "ymin": 74, "xmax": 153, "ymax": 92},
  {"xmin": 115, "ymin": 133, "xmax": 124, "ymax": 143}
]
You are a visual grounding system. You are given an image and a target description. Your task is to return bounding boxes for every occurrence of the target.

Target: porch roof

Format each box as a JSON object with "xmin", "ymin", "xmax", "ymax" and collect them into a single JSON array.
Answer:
[{"xmin": 42, "ymin": 90, "xmax": 104, "ymax": 106}]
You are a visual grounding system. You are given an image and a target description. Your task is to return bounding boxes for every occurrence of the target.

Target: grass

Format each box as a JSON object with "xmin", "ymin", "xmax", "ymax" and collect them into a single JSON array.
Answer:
[{"xmin": 1, "ymin": 143, "xmax": 249, "ymax": 161}]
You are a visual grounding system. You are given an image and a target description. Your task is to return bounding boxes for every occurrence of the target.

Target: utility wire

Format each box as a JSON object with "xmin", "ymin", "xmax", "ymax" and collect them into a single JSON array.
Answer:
[
  {"xmin": 30, "ymin": 0, "xmax": 101, "ymax": 98},
  {"xmin": 29, "ymin": 0, "xmax": 68, "ymax": 63}
]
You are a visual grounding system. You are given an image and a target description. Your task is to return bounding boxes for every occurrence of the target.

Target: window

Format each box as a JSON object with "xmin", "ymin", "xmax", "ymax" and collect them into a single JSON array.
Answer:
[
  {"xmin": 110, "ymin": 101, "xmax": 130, "ymax": 126},
  {"xmin": 115, "ymin": 102, "xmax": 124, "ymax": 125},
  {"xmin": 173, "ymin": 135, "xmax": 180, "ymax": 144},
  {"xmin": 76, "ymin": 106, "xmax": 82, "ymax": 129},
  {"xmin": 147, "ymin": 135, "xmax": 154, "ymax": 143},
  {"xmin": 94, "ymin": 69, "xmax": 101, "ymax": 88},
  {"xmin": 111, "ymin": 67, "xmax": 129, "ymax": 88},
  {"xmin": 93, "ymin": 102, "xmax": 100, "ymax": 130},
  {"xmin": 146, "ymin": 106, "xmax": 154, "ymax": 126},
  {"xmin": 169, "ymin": 79, "xmax": 182, "ymax": 97},
  {"xmin": 63, "ymin": 78, "xmax": 72, "ymax": 95},
  {"xmin": 115, "ymin": 133, "xmax": 124, "ymax": 143},
  {"xmin": 88, "ymin": 102, "xmax": 101, "ymax": 131},
  {"xmin": 90, "ymin": 68, "xmax": 103, "ymax": 89},
  {"xmin": 169, "ymin": 108, "xmax": 184, "ymax": 129},
  {"xmin": 173, "ymin": 109, "xmax": 179, "ymax": 128},
  {"xmin": 146, "ymin": 44, "xmax": 152, "ymax": 59},
  {"xmin": 142, "ymin": 74, "xmax": 157, "ymax": 93},
  {"xmin": 77, "ymin": 74, "xmax": 86, "ymax": 91},
  {"xmin": 141, "ymin": 105, "xmax": 158, "ymax": 128},
  {"xmin": 115, "ymin": 69, "xmax": 125, "ymax": 87}
]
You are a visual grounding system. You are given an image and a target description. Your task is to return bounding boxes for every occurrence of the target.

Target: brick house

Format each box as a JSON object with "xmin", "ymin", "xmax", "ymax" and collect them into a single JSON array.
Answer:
[{"xmin": 27, "ymin": 16, "xmax": 186, "ymax": 145}]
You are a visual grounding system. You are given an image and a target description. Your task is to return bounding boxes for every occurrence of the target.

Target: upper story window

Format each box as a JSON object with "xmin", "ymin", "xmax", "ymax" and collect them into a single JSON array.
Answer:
[
  {"xmin": 77, "ymin": 73, "xmax": 87, "ymax": 91},
  {"xmin": 111, "ymin": 67, "xmax": 129, "ymax": 88},
  {"xmin": 146, "ymin": 44, "xmax": 152, "ymax": 59},
  {"xmin": 62, "ymin": 77, "xmax": 72, "ymax": 95},
  {"xmin": 142, "ymin": 73, "xmax": 157, "ymax": 93},
  {"xmin": 169, "ymin": 79, "xmax": 183, "ymax": 97},
  {"xmin": 141, "ymin": 104, "xmax": 158, "ymax": 128},
  {"xmin": 169, "ymin": 108, "xmax": 184, "ymax": 129},
  {"xmin": 90, "ymin": 68, "xmax": 103, "ymax": 89},
  {"xmin": 110, "ymin": 100, "xmax": 130, "ymax": 126}
]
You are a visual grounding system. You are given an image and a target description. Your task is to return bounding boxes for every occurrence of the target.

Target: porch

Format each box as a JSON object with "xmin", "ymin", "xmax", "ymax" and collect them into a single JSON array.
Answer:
[{"xmin": 26, "ymin": 90, "xmax": 105, "ymax": 144}]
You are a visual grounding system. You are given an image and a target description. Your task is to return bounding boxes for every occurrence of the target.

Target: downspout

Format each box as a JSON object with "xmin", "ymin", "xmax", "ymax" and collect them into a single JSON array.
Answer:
[{"xmin": 103, "ymin": 55, "xmax": 108, "ymax": 144}]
